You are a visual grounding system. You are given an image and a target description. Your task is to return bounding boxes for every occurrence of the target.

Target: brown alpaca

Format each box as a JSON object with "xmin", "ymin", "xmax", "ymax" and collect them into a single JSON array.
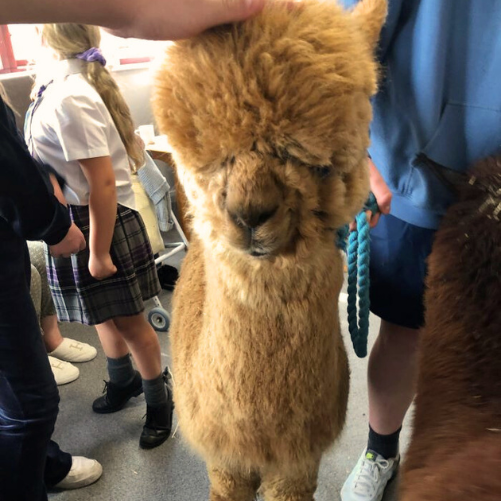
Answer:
[
  {"xmin": 153, "ymin": 1, "xmax": 387, "ymax": 499},
  {"xmin": 400, "ymin": 156, "xmax": 501, "ymax": 501}
]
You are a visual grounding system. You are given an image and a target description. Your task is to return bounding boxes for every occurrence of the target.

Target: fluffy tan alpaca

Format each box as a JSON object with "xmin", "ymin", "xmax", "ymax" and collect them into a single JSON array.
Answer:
[{"xmin": 154, "ymin": 1, "xmax": 386, "ymax": 499}]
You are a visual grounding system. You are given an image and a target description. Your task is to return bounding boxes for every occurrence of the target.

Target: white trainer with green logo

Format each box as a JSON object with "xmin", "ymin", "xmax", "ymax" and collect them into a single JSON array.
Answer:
[{"xmin": 341, "ymin": 449, "xmax": 400, "ymax": 501}]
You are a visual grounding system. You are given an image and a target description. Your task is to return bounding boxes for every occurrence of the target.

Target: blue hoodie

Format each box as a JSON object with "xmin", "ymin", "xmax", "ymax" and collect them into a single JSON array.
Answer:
[{"xmin": 340, "ymin": 0, "xmax": 501, "ymax": 229}]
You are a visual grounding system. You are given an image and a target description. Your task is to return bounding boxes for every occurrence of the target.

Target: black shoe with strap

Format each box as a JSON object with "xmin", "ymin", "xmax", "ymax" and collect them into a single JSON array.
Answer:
[
  {"xmin": 92, "ymin": 371, "xmax": 143, "ymax": 414},
  {"xmin": 139, "ymin": 385, "xmax": 174, "ymax": 449}
]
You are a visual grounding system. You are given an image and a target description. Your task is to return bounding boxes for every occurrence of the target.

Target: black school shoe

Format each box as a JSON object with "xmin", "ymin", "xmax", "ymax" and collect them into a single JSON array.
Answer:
[
  {"xmin": 139, "ymin": 386, "xmax": 174, "ymax": 449},
  {"xmin": 157, "ymin": 264, "xmax": 179, "ymax": 291},
  {"xmin": 92, "ymin": 371, "xmax": 143, "ymax": 414}
]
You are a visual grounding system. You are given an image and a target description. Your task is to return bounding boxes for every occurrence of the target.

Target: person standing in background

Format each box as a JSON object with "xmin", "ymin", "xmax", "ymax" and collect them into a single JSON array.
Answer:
[{"xmin": 338, "ymin": 1, "xmax": 501, "ymax": 500}]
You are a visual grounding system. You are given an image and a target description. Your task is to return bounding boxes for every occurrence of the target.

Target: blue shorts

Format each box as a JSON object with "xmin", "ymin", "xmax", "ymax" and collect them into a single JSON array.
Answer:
[{"xmin": 369, "ymin": 214, "xmax": 436, "ymax": 330}]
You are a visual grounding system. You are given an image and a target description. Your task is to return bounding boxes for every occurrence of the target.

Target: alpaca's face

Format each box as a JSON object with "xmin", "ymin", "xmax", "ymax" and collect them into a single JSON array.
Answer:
[
  {"xmin": 155, "ymin": 0, "xmax": 386, "ymax": 259},
  {"xmin": 177, "ymin": 89, "xmax": 372, "ymax": 259}
]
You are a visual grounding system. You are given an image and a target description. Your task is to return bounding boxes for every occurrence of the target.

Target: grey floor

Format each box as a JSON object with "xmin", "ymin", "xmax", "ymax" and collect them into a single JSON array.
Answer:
[{"xmin": 48, "ymin": 239, "xmax": 409, "ymax": 501}]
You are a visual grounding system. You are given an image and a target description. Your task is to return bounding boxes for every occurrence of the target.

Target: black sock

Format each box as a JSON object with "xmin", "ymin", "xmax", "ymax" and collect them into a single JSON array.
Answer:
[
  {"xmin": 142, "ymin": 373, "xmax": 168, "ymax": 408},
  {"xmin": 367, "ymin": 425, "xmax": 401, "ymax": 459},
  {"xmin": 107, "ymin": 354, "xmax": 135, "ymax": 387}
]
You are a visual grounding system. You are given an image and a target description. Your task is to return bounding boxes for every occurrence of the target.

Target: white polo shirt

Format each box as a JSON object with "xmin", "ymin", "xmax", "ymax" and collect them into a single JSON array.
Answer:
[{"xmin": 27, "ymin": 59, "xmax": 135, "ymax": 209}]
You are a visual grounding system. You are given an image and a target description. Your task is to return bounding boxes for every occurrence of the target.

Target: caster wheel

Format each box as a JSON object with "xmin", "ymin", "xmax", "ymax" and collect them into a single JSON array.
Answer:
[{"xmin": 148, "ymin": 307, "xmax": 170, "ymax": 332}]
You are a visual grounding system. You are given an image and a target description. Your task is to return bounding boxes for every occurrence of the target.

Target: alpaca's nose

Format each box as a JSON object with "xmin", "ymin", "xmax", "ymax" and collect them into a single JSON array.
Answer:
[{"xmin": 229, "ymin": 206, "xmax": 278, "ymax": 229}]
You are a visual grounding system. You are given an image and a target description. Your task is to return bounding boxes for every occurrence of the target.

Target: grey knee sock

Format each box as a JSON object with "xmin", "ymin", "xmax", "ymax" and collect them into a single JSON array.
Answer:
[
  {"xmin": 107, "ymin": 354, "xmax": 135, "ymax": 387},
  {"xmin": 142, "ymin": 373, "xmax": 168, "ymax": 407}
]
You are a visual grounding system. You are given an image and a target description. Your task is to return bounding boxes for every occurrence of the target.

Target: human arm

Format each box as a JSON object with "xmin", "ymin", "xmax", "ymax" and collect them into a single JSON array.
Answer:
[
  {"xmin": 44, "ymin": 173, "xmax": 87, "ymax": 258},
  {"xmin": 79, "ymin": 156, "xmax": 118, "ymax": 280},
  {"xmin": 49, "ymin": 94, "xmax": 120, "ymax": 277},
  {"xmin": 49, "ymin": 173, "xmax": 67, "ymax": 207},
  {"xmin": 367, "ymin": 156, "xmax": 392, "ymax": 227},
  {"xmin": 0, "ymin": 97, "xmax": 83, "ymax": 249},
  {"xmin": 0, "ymin": 0, "xmax": 266, "ymax": 40},
  {"xmin": 349, "ymin": 157, "xmax": 392, "ymax": 230}
]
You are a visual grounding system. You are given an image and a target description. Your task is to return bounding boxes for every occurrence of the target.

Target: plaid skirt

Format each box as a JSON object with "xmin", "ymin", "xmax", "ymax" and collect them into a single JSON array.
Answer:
[{"xmin": 46, "ymin": 204, "xmax": 161, "ymax": 326}]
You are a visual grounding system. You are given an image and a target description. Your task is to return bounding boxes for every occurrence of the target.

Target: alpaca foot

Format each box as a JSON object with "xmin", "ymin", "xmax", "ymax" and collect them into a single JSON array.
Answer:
[
  {"xmin": 208, "ymin": 466, "xmax": 260, "ymax": 501},
  {"xmin": 260, "ymin": 461, "xmax": 320, "ymax": 501}
]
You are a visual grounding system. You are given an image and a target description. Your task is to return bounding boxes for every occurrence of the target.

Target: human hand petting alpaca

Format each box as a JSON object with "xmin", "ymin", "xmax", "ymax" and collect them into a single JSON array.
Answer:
[{"xmin": 2, "ymin": 0, "xmax": 267, "ymax": 40}]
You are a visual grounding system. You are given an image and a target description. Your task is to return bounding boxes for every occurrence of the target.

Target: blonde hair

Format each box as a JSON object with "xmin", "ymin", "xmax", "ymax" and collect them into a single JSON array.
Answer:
[{"xmin": 39, "ymin": 24, "xmax": 144, "ymax": 170}]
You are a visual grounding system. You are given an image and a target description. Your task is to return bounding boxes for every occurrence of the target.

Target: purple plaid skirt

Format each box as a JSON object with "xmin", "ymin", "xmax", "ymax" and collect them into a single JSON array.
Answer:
[{"xmin": 45, "ymin": 204, "xmax": 161, "ymax": 325}]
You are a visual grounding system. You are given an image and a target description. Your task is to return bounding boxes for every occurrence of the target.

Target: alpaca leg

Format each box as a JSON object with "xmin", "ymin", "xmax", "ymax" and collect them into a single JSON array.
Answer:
[
  {"xmin": 208, "ymin": 465, "xmax": 259, "ymax": 501},
  {"xmin": 260, "ymin": 460, "xmax": 320, "ymax": 501}
]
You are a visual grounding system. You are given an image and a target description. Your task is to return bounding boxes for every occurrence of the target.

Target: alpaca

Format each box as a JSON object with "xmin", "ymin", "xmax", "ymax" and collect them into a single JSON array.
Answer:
[
  {"xmin": 399, "ymin": 156, "xmax": 501, "ymax": 501},
  {"xmin": 153, "ymin": 1, "xmax": 387, "ymax": 499}
]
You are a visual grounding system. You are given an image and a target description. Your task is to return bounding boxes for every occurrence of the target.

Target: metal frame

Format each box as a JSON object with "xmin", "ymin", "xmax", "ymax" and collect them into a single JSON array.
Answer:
[{"xmin": 151, "ymin": 211, "xmax": 189, "ymax": 310}]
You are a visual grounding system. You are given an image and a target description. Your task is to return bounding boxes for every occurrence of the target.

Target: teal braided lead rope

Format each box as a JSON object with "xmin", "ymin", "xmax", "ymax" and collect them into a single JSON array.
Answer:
[
  {"xmin": 338, "ymin": 193, "xmax": 378, "ymax": 358},
  {"xmin": 347, "ymin": 211, "xmax": 370, "ymax": 357}
]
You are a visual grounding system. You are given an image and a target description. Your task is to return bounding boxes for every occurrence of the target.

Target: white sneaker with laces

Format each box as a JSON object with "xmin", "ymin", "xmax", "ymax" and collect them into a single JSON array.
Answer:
[
  {"xmin": 49, "ymin": 337, "xmax": 97, "ymax": 363},
  {"xmin": 54, "ymin": 456, "xmax": 103, "ymax": 490},
  {"xmin": 341, "ymin": 449, "xmax": 400, "ymax": 501},
  {"xmin": 48, "ymin": 356, "xmax": 80, "ymax": 385}
]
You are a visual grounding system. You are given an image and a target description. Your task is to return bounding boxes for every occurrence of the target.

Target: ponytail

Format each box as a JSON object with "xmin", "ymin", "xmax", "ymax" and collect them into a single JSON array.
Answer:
[{"xmin": 39, "ymin": 24, "xmax": 144, "ymax": 171}]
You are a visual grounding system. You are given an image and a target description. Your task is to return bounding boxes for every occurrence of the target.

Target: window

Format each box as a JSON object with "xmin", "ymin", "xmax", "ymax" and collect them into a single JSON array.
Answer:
[
  {"xmin": 0, "ymin": 25, "xmax": 23, "ymax": 73},
  {"xmin": 0, "ymin": 24, "xmax": 167, "ymax": 74}
]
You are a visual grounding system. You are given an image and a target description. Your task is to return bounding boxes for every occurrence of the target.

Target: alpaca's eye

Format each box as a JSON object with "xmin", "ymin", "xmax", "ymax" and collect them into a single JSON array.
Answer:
[{"xmin": 311, "ymin": 166, "xmax": 331, "ymax": 179}]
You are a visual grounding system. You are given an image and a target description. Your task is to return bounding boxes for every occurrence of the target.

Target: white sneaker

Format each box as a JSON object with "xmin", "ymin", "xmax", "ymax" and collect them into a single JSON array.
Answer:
[
  {"xmin": 48, "ymin": 356, "xmax": 80, "ymax": 385},
  {"xmin": 54, "ymin": 456, "xmax": 103, "ymax": 490},
  {"xmin": 341, "ymin": 449, "xmax": 399, "ymax": 501},
  {"xmin": 49, "ymin": 337, "xmax": 98, "ymax": 363}
]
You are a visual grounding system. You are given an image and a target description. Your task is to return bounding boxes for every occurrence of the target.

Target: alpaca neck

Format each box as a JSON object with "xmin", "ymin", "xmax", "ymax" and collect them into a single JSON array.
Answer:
[{"xmin": 203, "ymin": 238, "xmax": 343, "ymax": 310}]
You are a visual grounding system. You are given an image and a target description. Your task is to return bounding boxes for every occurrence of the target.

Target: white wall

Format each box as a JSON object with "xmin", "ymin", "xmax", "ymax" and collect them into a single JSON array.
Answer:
[{"xmin": 1, "ymin": 64, "xmax": 156, "ymax": 131}]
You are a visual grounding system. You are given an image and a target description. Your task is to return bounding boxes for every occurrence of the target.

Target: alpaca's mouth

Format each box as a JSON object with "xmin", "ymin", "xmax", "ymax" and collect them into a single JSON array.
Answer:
[
  {"xmin": 249, "ymin": 249, "xmax": 271, "ymax": 258},
  {"xmin": 225, "ymin": 209, "xmax": 295, "ymax": 259}
]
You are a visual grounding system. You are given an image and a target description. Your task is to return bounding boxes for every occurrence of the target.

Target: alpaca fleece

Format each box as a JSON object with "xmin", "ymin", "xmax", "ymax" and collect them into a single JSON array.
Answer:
[
  {"xmin": 400, "ymin": 156, "xmax": 501, "ymax": 501},
  {"xmin": 153, "ymin": 1, "xmax": 387, "ymax": 499}
]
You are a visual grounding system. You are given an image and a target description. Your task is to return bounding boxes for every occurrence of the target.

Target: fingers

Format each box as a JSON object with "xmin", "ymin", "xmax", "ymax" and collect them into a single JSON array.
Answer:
[
  {"xmin": 375, "ymin": 191, "xmax": 391, "ymax": 215},
  {"xmin": 208, "ymin": 0, "xmax": 302, "ymax": 27},
  {"xmin": 49, "ymin": 249, "xmax": 80, "ymax": 258},
  {"xmin": 349, "ymin": 210, "xmax": 381, "ymax": 232},
  {"xmin": 76, "ymin": 234, "xmax": 87, "ymax": 252},
  {"xmin": 369, "ymin": 212, "xmax": 381, "ymax": 228},
  {"xmin": 368, "ymin": 157, "xmax": 392, "ymax": 215},
  {"xmin": 215, "ymin": 0, "xmax": 266, "ymax": 24}
]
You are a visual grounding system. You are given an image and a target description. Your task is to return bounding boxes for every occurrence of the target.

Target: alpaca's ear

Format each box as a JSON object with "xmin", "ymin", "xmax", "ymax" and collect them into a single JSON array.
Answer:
[{"xmin": 351, "ymin": 0, "xmax": 388, "ymax": 51}]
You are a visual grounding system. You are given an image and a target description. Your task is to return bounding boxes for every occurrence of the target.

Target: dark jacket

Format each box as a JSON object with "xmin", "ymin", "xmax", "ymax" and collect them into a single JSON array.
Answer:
[{"xmin": 0, "ymin": 96, "xmax": 70, "ymax": 293}]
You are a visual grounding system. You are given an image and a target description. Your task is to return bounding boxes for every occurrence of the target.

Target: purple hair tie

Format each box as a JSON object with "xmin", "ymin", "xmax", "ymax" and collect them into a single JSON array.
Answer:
[{"xmin": 76, "ymin": 47, "xmax": 106, "ymax": 67}]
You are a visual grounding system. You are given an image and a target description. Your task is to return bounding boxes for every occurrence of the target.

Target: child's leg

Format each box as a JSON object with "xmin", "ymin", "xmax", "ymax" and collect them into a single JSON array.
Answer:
[
  {"xmin": 41, "ymin": 315, "xmax": 63, "ymax": 352},
  {"xmin": 93, "ymin": 320, "xmax": 142, "ymax": 413},
  {"xmin": 106, "ymin": 313, "xmax": 172, "ymax": 448},
  {"xmin": 43, "ymin": 315, "xmax": 97, "ymax": 362},
  {"xmin": 95, "ymin": 320, "xmax": 137, "ymax": 389},
  {"xmin": 95, "ymin": 315, "xmax": 169, "ymax": 405},
  {"xmin": 95, "ymin": 320, "xmax": 129, "ymax": 360},
  {"xmin": 111, "ymin": 313, "xmax": 162, "ymax": 380}
]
